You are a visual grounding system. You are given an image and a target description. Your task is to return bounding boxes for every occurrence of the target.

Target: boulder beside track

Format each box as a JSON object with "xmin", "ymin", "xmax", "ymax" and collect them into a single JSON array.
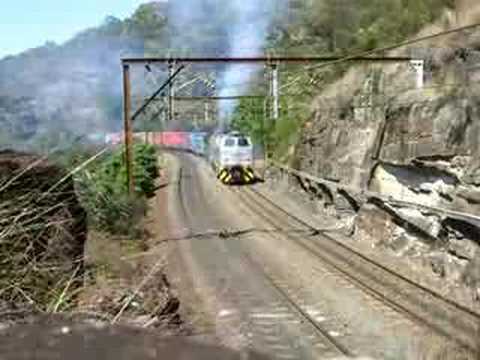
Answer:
[{"xmin": 0, "ymin": 150, "xmax": 87, "ymax": 312}]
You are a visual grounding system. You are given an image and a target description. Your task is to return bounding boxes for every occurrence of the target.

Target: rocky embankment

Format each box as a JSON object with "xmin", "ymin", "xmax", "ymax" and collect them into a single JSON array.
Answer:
[{"xmin": 294, "ymin": 13, "xmax": 480, "ymax": 299}]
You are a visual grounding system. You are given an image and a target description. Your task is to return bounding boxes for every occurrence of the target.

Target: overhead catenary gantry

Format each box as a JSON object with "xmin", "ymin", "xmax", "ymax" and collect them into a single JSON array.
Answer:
[
  {"xmin": 123, "ymin": 55, "xmax": 416, "ymax": 125},
  {"xmin": 121, "ymin": 55, "xmax": 417, "ymax": 194},
  {"xmin": 119, "ymin": 22, "xmax": 480, "ymax": 194}
]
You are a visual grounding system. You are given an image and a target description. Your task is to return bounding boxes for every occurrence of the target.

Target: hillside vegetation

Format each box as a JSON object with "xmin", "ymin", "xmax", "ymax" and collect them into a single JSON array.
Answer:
[
  {"xmin": 0, "ymin": 1, "xmax": 225, "ymax": 147},
  {"xmin": 0, "ymin": 0, "xmax": 456, "ymax": 151},
  {"xmin": 233, "ymin": 0, "xmax": 456, "ymax": 158}
]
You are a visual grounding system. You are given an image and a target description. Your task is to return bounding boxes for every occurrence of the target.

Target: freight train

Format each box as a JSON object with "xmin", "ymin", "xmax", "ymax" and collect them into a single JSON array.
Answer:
[
  {"xmin": 104, "ymin": 131, "xmax": 207, "ymax": 155},
  {"xmin": 105, "ymin": 130, "xmax": 255, "ymax": 184}
]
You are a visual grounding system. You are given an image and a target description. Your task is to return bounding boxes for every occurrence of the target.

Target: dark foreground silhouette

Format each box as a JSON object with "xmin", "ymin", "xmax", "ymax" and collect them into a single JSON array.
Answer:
[{"xmin": 0, "ymin": 316, "xmax": 270, "ymax": 360}]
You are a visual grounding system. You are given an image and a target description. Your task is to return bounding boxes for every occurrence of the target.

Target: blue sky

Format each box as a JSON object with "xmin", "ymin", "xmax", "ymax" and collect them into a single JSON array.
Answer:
[{"xmin": 0, "ymin": 0, "xmax": 149, "ymax": 58}]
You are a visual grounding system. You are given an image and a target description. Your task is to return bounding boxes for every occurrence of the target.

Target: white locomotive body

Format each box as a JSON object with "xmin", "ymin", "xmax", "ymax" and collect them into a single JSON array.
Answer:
[{"xmin": 208, "ymin": 132, "xmax": 255, "ymax": 184}]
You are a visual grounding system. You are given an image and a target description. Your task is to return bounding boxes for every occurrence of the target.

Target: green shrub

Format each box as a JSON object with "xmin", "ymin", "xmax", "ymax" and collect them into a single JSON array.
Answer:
[
  {"xmin": 132, "ymin": 143, "xmax": 158, "ymax": 196},
  {"xmin": 76, "ymin": 144, "xmax": 159, "ymax": 235}
]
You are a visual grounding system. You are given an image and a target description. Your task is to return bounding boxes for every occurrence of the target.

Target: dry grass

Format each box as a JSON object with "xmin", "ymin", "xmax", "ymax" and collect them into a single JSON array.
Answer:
[
  {"xmin": 0, "ymin": 149, "xmax": 159, "ymax": 319},
  {"xmin": 79, "ymin": 230, "xmax": 176, "ymax": 329},
  {"xmin": 0, "ymin": 189, "xmax": 84, "ymax": 313},
  {"xmin": 0, "ymin": 149, "xmax": 178, "ymax": 334},
  {"xmin": 0, "ymin": 150, "xmax": 111, "ymax": 314}
]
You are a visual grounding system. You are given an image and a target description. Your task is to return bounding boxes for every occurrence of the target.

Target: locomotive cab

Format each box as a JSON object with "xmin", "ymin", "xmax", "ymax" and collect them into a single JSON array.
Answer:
[{"xmin": 210, "ymin": 132, "xmax": 255, "ymax": 184}]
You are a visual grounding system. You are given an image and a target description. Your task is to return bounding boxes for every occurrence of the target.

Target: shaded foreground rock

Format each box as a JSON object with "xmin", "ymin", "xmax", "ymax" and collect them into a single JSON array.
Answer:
[
  {"xmin": 0, "ymin": 150, "xmax": 87, "ymax": 310},
  {"xmin": 0, "ymin": 315, "xmax": 270, "ymax": 360}
]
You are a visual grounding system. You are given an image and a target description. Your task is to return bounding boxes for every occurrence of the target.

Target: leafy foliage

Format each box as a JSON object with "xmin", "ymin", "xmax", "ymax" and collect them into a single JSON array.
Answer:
[
  {"xmin": 269, "ymin": 0, "xmax": 454, "ymax": 55},
  {"xmin": 0, "ymin": 96, "xmax": 39, "ymax": 144},
  {"xmin": 238, "ymin": 0, "xmax": 455, "ymax": 159},
  {"xmin": 77, "ymin": 144, "xmax": 159, "ymax": 235},
  {"xmin": 231, "ymin": 95, "xmax": 308, "ymax": 160},
  {"xmin": 231, "ymin": 98, "xmax": 272, "ymax": 146}
]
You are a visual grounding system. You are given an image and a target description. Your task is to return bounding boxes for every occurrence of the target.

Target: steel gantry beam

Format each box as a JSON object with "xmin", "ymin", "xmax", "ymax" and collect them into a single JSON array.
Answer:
[
  {"xmin": 141, "ymin": 95, "xmax": 269, "ymax": 101},
  {"xmin": 122, "ymin": 56, "xmax": 414, "ymax": 64}
]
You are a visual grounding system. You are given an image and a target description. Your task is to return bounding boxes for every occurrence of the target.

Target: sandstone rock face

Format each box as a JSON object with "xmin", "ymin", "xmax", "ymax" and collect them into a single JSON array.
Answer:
[
  {"xmin": 295, "ymin": 41, "xmax": 480, "ymax": 294},
  {"xmin": 355, "ymin": 203, "xmax": 398, "ymax": 248},
  {"xmin": 0, "ymin": 150, "xmax": 87, "ymax": 309}
]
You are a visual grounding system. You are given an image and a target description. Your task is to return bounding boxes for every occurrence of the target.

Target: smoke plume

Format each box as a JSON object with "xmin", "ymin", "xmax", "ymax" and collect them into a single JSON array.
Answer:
[
  {"xmin": 167, "ymin": 0, "xmax": 284, "ymax": 130},
  {"xmin": 0, "ymin": 0, "xmax": 286, "ymax": 150},
  {"xmin": 217, "ymin": 1, "xmax": 279, "ymax": 130}
]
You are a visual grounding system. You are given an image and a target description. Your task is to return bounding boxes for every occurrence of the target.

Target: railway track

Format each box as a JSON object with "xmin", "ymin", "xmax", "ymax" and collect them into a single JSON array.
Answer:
[
  {"xmin": 239, "ymin": 248, "xmax": 352, "ymax": 357},
  {"xmin": 176, "ymin": 155, "xmax": 351, "ymax": 359},
  {"xmin": 233, "ymin": 185, "xmax": 480, "ymax": 355}
]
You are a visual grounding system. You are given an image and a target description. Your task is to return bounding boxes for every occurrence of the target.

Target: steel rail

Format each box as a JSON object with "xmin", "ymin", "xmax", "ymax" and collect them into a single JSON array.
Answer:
[
  {"xmin": 239, "ymin": 246, "xmax": 352, "ymax": 357},
  {"xmin": 177, "ymin": 154, "xmax": 349, "ymax": 357},
  {"xmin": 235, "ymin": 186, "xmax": 480, "ymax": 353},
  {"xmin": 249, "ymin": 185, "xmax": 480, "ymax": 319}
]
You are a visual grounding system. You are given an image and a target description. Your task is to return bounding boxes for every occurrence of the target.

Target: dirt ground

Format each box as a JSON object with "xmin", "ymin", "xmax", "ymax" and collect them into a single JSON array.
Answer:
[
  {"xmin": 0, "ymin": 316, "xmax": 271, "ymax": 360},
  {"xmin": 78, "ymin": 163, "xmax": 183, "ymax": 333},
  {"xmin": 0, "ymin": 157, "xmax": 270, "ymax": 360},
  {"xmin": 158, "ymin": 152, "xmax": 458, "ymax": 360},
  {"xmin": 2, "ymin": 152, "xmax": 477, "ymax": 359}
]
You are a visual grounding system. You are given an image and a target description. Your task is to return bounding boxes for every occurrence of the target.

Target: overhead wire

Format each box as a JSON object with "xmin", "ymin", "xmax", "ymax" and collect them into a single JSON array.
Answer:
[
  {"xmin": 144, "ymin": 65, "xmax": 168, "ymax": 122},
  {"xmin": 279, "ymin": 21, "xmax": 480, "ymax": 91}
]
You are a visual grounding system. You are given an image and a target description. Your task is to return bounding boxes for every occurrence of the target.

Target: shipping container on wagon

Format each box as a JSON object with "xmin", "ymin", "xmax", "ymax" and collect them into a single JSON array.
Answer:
[
  {"xmin": 105, "ymin": 132, "xmax": 150, "ymax": 146},
  {"xmin": 189, "ymin": 132, "xmax": 207, "ymax": 155},
  {"xmin": 149, "ymin": 132, "xmax": 163, "ymax": 146},
  {"xmin": 133, "ymin": 132, "xmax": 147, "ymax": 143},
  {"xmin": 160, "ymin": 132, "xmax": 190, "ymax": 150}
]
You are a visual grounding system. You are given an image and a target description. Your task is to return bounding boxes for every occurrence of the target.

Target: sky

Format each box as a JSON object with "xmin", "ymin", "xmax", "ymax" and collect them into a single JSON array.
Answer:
[{"xmin": 0, "ymin": 0, "xmax": 150, "ymax": 59}]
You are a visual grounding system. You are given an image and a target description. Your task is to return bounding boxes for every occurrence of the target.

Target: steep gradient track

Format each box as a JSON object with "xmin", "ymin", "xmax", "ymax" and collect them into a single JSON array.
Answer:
[
  {"xmin": 174, "ymin": 154, "xmax": 351, "ymax": 359},
  {"xmin": 233, "ymin": 185, "xmax": 480, "ymax": 355}
]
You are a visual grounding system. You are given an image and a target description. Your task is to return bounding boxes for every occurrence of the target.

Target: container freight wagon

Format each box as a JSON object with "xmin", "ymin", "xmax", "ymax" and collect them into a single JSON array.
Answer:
[
  {"xmin": 159, "ymin": 132, "xmax": 190, "ymax": 150},
  {"xmin": 106, "ymin": 132, "xmax": 207, "ymax": 155},
  {"xmin": 189, "ymin": 132, "xmax": 207, "ymax": 156},
  {"xmin": 105, "ymin": 132, "xmax": 157, "ymax": 146}
]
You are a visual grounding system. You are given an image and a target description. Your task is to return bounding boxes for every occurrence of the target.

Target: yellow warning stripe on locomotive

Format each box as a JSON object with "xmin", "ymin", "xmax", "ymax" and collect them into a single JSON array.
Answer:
[
  {"xmin": 218, "ymin": 169, "xmax": 229, "ymax": 181},
  {"xmin": 217, "ymin": 167, "xmax": 255, "ymax": 184}
]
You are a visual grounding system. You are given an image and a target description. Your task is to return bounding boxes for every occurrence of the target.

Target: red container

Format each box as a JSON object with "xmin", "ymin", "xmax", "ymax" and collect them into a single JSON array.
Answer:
[
  {"xmin": 151, "ymin": 132, "xmax": 163, "ymax": 146},
  {"xmin": 161, "ymin": 132, "xmax": 190, "ymax": 149}
]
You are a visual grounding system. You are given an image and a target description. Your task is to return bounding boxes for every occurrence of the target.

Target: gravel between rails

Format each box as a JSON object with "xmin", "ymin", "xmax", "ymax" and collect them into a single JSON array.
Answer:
[
  {"xmin": 170, "ymin": 153, "xmax": 351, "ymax": 359},
  {"xmin": 232, "ymin": 185, "xmax": 480, "ymax": 355}
]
